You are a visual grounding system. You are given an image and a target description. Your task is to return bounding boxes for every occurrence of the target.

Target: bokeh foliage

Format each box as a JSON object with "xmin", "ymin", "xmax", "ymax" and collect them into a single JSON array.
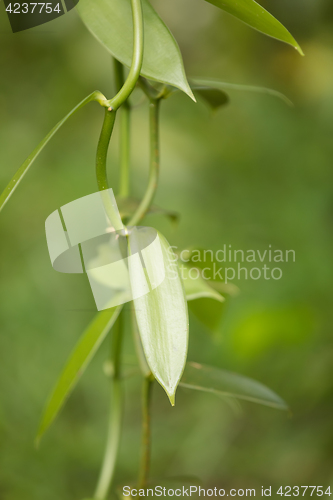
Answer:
[{"xmin": 0, "ymin": 0, "xmax": 333, "ymax": 498}]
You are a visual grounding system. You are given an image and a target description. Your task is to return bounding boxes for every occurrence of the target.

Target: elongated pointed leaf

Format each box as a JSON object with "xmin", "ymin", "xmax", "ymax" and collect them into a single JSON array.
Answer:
[
  {"xmin": 0, "ymin": 91, "xmax": 106, "ymax": 214},
  {"xmin": 180, "ymin": 362, "xmax": 288, "ymax": 410},
  {"xmin": 76, "ymin": 0, "xmax": 194, "ymax": 99},
  {"xmin": 191, "ymin": 79, "xmax": 293, "ymax": 106},
  {"xmin": 129, "ymin": 231, "xmax": 189, "ymax": 405},
  {"xmin": 36, "ymin": 306, "xmax": 122, "ymax": 444},
  {"xmin": 205, "ymin": 0, "xmax": 303, "ymax": 55}
]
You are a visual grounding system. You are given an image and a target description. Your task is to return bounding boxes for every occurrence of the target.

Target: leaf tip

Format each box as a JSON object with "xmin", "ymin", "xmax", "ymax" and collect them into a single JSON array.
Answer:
[
  {"xmin": 294, "ymin": 42, "xmax": 304, "ymax": 57},
  {"xmin": 181, "ymin": 82, "xmax": 196, "ymax": 102},
  {"xmin": 168, "ymin": 392, "xmax": 176, "ymax": 406}
]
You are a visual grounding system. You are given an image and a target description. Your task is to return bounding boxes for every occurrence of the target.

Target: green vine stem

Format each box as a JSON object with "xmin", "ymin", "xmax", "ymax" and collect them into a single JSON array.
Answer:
[
  {"xmin": 128, "ymin": 99, "xmax": 160, "ymax": 226},
  {"xmin": 106, "ymin": 0, "xmax": 144, "ymax": 112},
  {"xmin": 94, "ymin": 311, "xmax": 124, "ymax": 500},
  {"xmin": 138, "ymin": 376, "xmax": 154, "ymax": 490},
  {"xmin": 113, "ymin": 59, "xmax": 131, "ymax": 198},
  {"xmin": 93, "ymin": 0, "xmax": 144, "ymax": 496},
  {"xmin": 96, "ymin": 108, "xmax": 125, "ymax": 231}
]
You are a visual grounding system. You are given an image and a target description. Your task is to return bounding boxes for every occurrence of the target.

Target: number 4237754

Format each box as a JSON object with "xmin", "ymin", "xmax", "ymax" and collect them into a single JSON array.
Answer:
[
  {"xmin": 6, "ymin": 3, "xmax": 62, "ymax": 14},
  {"xmin": 277, "ymin": 487, "xmax": 331, "ymax": 497}
]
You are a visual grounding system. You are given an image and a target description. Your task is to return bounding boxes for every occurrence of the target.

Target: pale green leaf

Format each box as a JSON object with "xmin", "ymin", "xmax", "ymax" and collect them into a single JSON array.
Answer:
[
  {"xmin": 36, "ymin": 306, "xmax": 122, "ymax": 444},
  {"xmin": 205, "ymin": 0, "xmax": 303, "ymax": 55},
  {"xmin": 76, "ymin": 0, "xmax": 194, "ymax": 99},
  {"xmin": 191, "ymin": 79, "xmax": 294, "ymax": 107},
  {"xmin": 0, "ymin": 91, "xmax": 106, "ymax": 214},
  {"xmin": 128, "ymin": 230, "xmax": 189, "ymax": 405},
  {"xmin": 180, "ymin": 362, "xmax": 288, "ymax": 410}
]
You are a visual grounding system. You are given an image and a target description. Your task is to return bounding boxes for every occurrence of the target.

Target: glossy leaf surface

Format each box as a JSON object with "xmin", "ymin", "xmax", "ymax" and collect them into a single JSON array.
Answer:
[
  {"xmin": 36, "ymin": 306, "xmax": 122, "ymax": 444},
  {"xmin": 129, "ymin": 231, "xmax": 189, "ymax": 404},
  {"xmin": 205, "ymin": 0, "xmax": 303, "ymax": 55},
  {"xmin": 180, "ymin": 362, "xmax": 288, "ymax": 410},
  {"xmin": 0, "ymin": 91, "xmax": 106, "ymax": 214},
  {"xmin": 76, "ymin": 0, "xmax": 193, "ymax": 98}
]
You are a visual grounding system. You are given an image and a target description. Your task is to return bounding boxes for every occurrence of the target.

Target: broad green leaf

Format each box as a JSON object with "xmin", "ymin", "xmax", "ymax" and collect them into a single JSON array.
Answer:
[
  {"xmin": 128, "ymin": 230, "xmax": 189, "ymax": 405},
  {"xmin": 193, "ymin": 86, "xmax": 229, "ymax": 111},
  {"xmin": 180, "ymin": 362, "xmax": 288, "ymax": 410},
  {"xmin": 0, "ymin": 91, "xmax": 106, "ymax": 214},
  {"xmin": 117, "ymin": 196, "xmax": 179, "ymax": 224},
  {"xmin": 181, "ymin": 263, "xmax": 225, "ymax": 303},
  {"xmin": 191, "ymin": 79, "xmax": 293, "ymax": 107},
  {"xmin": 76, "ymin": 0, "xmax": 194, "ymax": 99},
  {"xmin": 205, "ymin": 0, "xmax": 303, "ymax": 55},
  {"xmin": 36, "ymin": 306, "xmax": 122, "ymax": 444}
]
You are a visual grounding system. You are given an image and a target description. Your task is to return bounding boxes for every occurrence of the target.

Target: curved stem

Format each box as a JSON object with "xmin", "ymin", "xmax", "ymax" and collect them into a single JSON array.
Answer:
[
  {"xmin": 94, "ymin": 312, "xmax": 124, "ymax": 500},
  {"xmin": 138, "ymin": 377, "xmax": 154, "ymax": 490},
  {"xmin": 128, "ymin": 100, "xmax": 160, "ymax": 227},
  {"xmin": 106, "ymin": 0, "xmax": 144, "ymax": 112},
  {"xmin": 119, "ymin": 106, "xmax": 131, "ymax": 197},
  {"xmin": 113, "ymin": 59, "xmax": 131, "ymax": 198},
  {"xmin": 96, "ymin": 109, "xmax": 124, "ymax": 231}
]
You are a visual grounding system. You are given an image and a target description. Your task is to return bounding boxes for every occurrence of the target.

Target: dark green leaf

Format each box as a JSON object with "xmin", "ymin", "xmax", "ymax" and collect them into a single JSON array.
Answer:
[
  {"xmin": 36, "ymin": 306, "xmax": 122, "ymax": 444},
  {"xmin": 0, "ymin": 91, "xmax": 106, "ymax": 214},
  {"xmin": 129, "ymin": 231, "xmax": 189, "ymax": 405},
  {"xmin": 193, "ymin": 86, "xmax": 229, "ymax": 110},
  {"xmin": 191, "ymin": 79, "xmax": 293, "ymax": 107},
  {"xmin": 189, "ymin": 298, "xmax": 225, "ymax": 332},
  {"xmin": 181, "ymin": 263, "xmax": 225, "ymax": 303},
  {"xmin": 76, "ymin": 0, "xmax": 194, "ymax": 99},
  {"xmin": 205, "ymin": 0, "xmax": 303, "ymax": 55},
  {"xmin": 180, "ymin": 362, "xmax": 288, "ymax": 410}
]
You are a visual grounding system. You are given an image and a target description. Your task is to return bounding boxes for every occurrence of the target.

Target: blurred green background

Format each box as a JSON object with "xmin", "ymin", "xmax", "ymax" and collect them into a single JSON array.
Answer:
[{"xmin": 0, "ymin": 0, "xmax": 333, "ymax": 498}]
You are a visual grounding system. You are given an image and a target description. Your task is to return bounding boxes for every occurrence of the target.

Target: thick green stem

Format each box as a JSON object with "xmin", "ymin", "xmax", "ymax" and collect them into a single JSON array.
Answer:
[
  {"xmin": 94, "ymin": 312, "xmax": 124, "ymax": 500},
  {"xmin": 96, "ymin": 108, "xmax": 124, "ymax": 231},
  {"xmin": 138, "ymin": 377, "xmax": 154, "ymax": 490},
  {"xmin": 119, "ymin": 106, "xmax": 131, "ymax": 197},
  {"xmin": 128, "ymin": 100, "xmax": 160, "ymax": 226},
  {"xmin": 106, "ymin": 0, "xmax": 144, "ymax": 112},
  {"xmin": 113, "ymin": 59, "xmax": 131, "ymax": 198}
]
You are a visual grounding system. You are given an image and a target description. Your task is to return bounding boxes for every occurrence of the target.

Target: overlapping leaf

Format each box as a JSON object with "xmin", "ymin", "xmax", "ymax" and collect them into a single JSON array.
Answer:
[{"xmin": 76, "ymin": 0, "xmax": 194, "ymax": 99}]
